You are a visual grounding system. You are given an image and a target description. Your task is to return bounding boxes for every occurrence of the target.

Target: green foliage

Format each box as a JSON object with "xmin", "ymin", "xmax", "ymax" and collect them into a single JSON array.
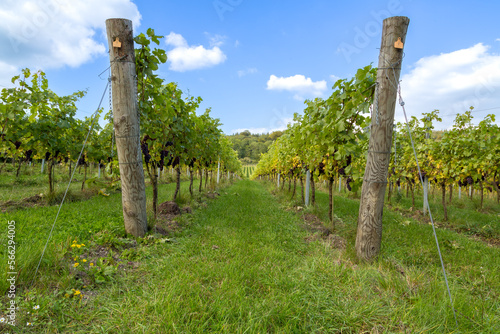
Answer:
[
  {"xmin": 390, "ymin": 107, "xmax": 500, "ymax": 208},
  {"xmin": 227, "ymin": 131, "xmax": 282, "ymax": 162},
  {"xmin": 133, "ymin": 29, "xmax": 241, "ymax": 208},
  {"xmin": 255, "ymin": 65, "xmax": 376, "ymax": 191},
  {"xmin": 0, "ymin": 70, "xmax": 87, "ymax": 190},
  {"xmin": 1, "ymin": 26, "xmax": 241, "ymax": 199}
]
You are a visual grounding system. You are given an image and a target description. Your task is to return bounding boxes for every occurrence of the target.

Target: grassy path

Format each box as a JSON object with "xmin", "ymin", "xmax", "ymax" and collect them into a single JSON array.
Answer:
[
  {"xmin": 2, "ymin": 180, "xmax": 497, "ymax": 332},
  {"xmin": 54, "ymin": 179, "xmax": 380, "ymax": 333},
  {"xmin": 77, "ymin": 180, "xmax": 325, "ymax": 333}
]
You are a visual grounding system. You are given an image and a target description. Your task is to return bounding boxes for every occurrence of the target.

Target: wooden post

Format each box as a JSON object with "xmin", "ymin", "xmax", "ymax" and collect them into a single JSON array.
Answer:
[
  {"xmin": 423, "ymin": 176, "xmax": 429, "ymax": 214},
  {"xmin": 106, "ymin": 18, "xmax": 148, "ymax": 237},
  {"xmin": 355, "ymin": 16, "xmax": 409, "ymax": 261},
  {"xmin": 305, "ymin": 170, "xmax": 310, "ymax": 206},
  {"xmin": 217, "ymin": 157, "xmax": 220, "ymax": 184},
  {"xmin": 423, "ymin": 120, "xmax": 430, "ymax": 215}
]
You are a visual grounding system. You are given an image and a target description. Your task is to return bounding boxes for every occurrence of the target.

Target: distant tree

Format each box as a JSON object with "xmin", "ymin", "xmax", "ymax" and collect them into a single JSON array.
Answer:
[
  {"xmin": 270, "ymin": 131, "xmax": 283, "ymax": 140},
  {"xmin": 226, "ymin": 130, "xmax": 282, "ymax": 163}
]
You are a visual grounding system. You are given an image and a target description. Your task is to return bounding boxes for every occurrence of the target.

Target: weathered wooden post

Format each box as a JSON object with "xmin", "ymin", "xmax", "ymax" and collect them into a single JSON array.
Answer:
[
  {"xmin": 217, "ymin": 157, "xmax": 220, "ymax": 184},
  {"xmin": 422, "ymin": 118, "xmax": 430, "ymax": 215},
  {"xmin": 106, "ymin": 18, "xmax": 148, "ymax": 237},
  {"xmin": 355, "ymin": 16, "xmax": 409, "ymax": 261},
  {"xmin": 305, "ymin": 170, "xmax": 310, "ymax": 206}
]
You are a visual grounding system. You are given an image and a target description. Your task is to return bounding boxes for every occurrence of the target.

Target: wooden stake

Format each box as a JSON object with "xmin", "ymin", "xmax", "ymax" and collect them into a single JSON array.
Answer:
[
  {"xmin": 355, "ymin": 16, "xmax": 410, "ymax": 261},
  {"xmin": 217, "ymin": 157, "xmax": 220, "ymax": 184},
  {"xmin": 305, "ymin": 170, "xmax": 310, "ymax": 206},
  {"xmin": 106, "ymin": 18, "xmax": 148, "ymax": 237}
]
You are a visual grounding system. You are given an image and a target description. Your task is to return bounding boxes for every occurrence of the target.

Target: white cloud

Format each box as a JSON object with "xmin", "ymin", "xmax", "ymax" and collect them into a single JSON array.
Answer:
[
  {"xmin": 230, "ymin": 121, "xmax": 292, "ymax": 135},
  {"xmin": 237, "ymin": 67, "xmax": 257, "ymax": 77},
  {"xmin": 267, "ymin": 74, "xmax": 327, "ymax": 98},
  {"xmin": 165, "ymin": 32, "xmax": 227, "ymax": 72},
  {"xmin": 204, "ymin": 33, "xmax": 226, "ymax": 47},
  {"xmin": 399, "ymin": 43, "xmax": 500, "ymax": 128},
  {"xmin": 0, "ymin": 61, "xmax": 19, "ymax": 87},
  {"xmin": 496, "ymin": 38, "xmax": 500, "ymax": 42},
  {"xmin": 0, "ymin": 0, "xmax": 141, "ymax": 73},
  {"xmin": 234, "ymin": 40, "xmax": 240, "ymax": 48},
  {"xmin": 230, "ymin": 107, "xmax": 296, "ymax": 134},
  {"xmin": 293, "ymin": 94, "xmax": 308, "ymax": 101},
  {"xmin": 230, "ymin": 127, "xmax": 273, "ymax": 134},
  {"xmin": 165, "ymin": 32, "xmax": 187, "ymax": 48},
  {"xmin": 330, "ymin": 74, "xmax": 341, "ymax": 82}
]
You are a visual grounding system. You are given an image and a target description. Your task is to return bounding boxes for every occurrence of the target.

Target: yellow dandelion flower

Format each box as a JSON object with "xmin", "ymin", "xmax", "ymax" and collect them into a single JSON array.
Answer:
[
  {"xmin": 81, "ymin": 244, "xmax": 85, "ymax": 246},
  {"xmin": 64, "ymin": 293, "xmax": 69, "ymax": 298},
  {"xmin": 73, "ymin": 263, "xmax": 79, "ymax": 267},
  {"xmin": 74, "ymin": 290, "xmax": 81, "ymax": 295},
  {"xmin": 82, "ymin": 259, "xmax": 87, "ymax": 263},
  {"xmin": 71, "ymin": 244, "xmax": 76, "ymax": 248},
  {"xmin": 90, "ymin": 263, "xmax": 94, "ymax": 266},
  {"xmin": 73, "ymin": 240, "xmax": 77, "ymax": 243},
  {"xmin": 77, "ymin": 245, "xmax": 81, "ymax": 248}
]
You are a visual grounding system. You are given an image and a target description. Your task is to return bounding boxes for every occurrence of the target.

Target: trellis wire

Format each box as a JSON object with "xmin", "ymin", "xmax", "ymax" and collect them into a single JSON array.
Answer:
[
  {"xmin": 382, "ymin": 58, "xmax": 458, "ymax": 326},
  {"xmin": 30, "ymin": 79, "xmax": 110, "ymax": 287}
]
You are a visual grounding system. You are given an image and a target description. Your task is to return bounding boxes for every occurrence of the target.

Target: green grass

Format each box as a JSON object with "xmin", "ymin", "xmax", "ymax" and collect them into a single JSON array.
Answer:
[
  {"xmin": 0, "ymin": 178, "xmax": 192, "ymax": 292},
  {"xmin": 313, "ymin": 179, "xmax": 500, "ymax": 242},
  {"xmin": 0, "ymin": 178, "xmax": 499, "ymax": 332},
  {"xmin": 242, "ymin": 165, "xmax": 255, "ymax": 179},
  {"xmin": 385, "ymin": 186, "xmax": 500, "ymax": 241},
  {"xmin": 0, "ymin": 165, "xmax": 219, "ymax": 292},
  {"xmin": 0, "ymin": 162, "xmax": 192, "ymax": 204},
  {"xmin": 0, "ymin": 163, "xmax": 89, "ymax": 203},
  {"xmin": 264, "ymin": 178, "xmax": 500, "ymax": 332}
]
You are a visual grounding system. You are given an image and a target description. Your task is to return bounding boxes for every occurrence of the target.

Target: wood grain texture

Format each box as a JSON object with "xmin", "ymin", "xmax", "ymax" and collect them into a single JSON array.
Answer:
[
  {"xmin": 356, "ymin": 16, "xmax": 410, "ymax": 261},
  {"xmin": 106, "ymin": 19, "xmax": 148, "ymax": 237}
]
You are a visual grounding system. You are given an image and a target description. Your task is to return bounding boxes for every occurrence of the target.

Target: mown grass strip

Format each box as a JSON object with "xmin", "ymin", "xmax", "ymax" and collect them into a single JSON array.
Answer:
[
  {"xmin": 264, "ymin": 179, "xmax": 500, "ymax": 333},
  {"xmin": 2, "ymin": 180, "xmax": 498, "ymax": 333}
]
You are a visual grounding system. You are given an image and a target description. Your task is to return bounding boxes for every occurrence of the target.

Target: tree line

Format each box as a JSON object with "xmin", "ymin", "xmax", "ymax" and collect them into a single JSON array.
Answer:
[{"xmin": 227, "ymin": 130, "xmax": 282, "ymax": 164}]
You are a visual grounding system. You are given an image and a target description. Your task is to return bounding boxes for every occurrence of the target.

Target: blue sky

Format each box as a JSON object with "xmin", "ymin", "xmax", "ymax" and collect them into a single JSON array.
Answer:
[{"xmin": 1, "ymin": 0, "xmax": 499, "ymax": 134}]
